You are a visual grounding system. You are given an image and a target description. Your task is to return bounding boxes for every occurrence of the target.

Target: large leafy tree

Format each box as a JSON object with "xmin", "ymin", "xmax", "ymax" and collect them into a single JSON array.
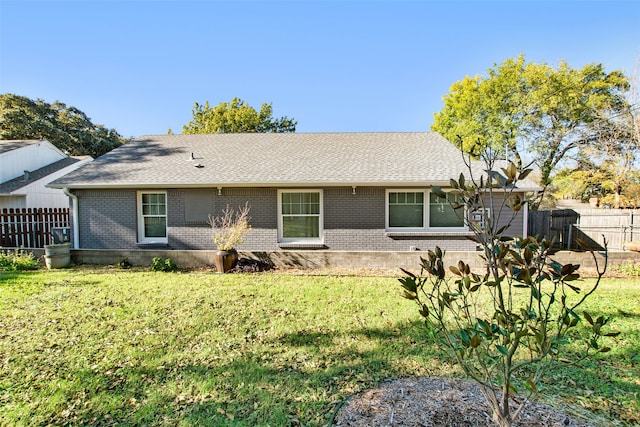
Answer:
[
  {"xmin": 432, "ymin": 55, "xmax": 630, "ymax": 207},
  {"xmin": 552, "ymin": 64, "xmax": 640, "ymax": 208},
  {"xmin": 0, "ymin": 93, "xmax": 126, "ymax": 158},
  {"xmin": 182, "ymin": 97, "xmax": 297, "ymax": 134}
]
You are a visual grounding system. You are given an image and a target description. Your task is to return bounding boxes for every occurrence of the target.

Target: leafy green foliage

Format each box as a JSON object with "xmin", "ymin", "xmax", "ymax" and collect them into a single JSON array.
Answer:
[
  {"xmin": 550, "ymin": 69, "xmax": 640, "ymax": 208},
  {"xmin": 0, "ymin": 93, "xmax": 127, "ymax": 158},
  {"xmin": 182, "ymin": 97, "xmax": 297, "ymax": 134},
  {"xmin": 399, "ymin": 151, "xmax": 616, "ymax": 426},
  {"xmin": 150, "ymin": 257, "xmax": 177, "ymax": 272},
  {"xmin": 552, "ymin": 166, "xmax": 640, "ymax": 208},
  {"xmin": 0, "ymin": 248, "xmax": 39, "ymax": 271},
  {"xmin": 431, "ymin": 54, "xmax": 630, "ymax": 207}
]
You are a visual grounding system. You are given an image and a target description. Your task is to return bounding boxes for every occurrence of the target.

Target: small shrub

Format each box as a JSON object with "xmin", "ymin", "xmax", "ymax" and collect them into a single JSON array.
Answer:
[
  {"xmin": 398, "ymin": 146, "xmax": 616, "ymax": 427},
  {"xmin": 0, "ymin": 248, "xmax": 39, "ymax": 271},
  {"xmin": 151, "ymin": 257, "xmax": 178, "ymax": 272},
  {"xmin": 208, "ymin": 202, "xmax": 252, "ymax": 250}
]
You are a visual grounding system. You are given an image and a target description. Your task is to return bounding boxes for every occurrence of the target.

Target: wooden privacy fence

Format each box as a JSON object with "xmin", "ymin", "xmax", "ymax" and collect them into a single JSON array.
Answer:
[
  {"xmin": 0, "ymin": 208, "xmax": 70, "ymax": 248},
  {"xmin": 529, "ymin": 209, "xmax": 640, "ymax": 251},
  {"xmin": 528, "ymin": 209, "xmax": 579, "ymax": 249}
]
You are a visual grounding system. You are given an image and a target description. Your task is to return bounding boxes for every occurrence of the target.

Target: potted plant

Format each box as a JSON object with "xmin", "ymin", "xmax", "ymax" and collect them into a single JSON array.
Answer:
[
  {"xmin": 43, "ymin": 242, "xmax": 71, "ymax": 269},
  {"xmin": 208, "ymin": 202, "xmax": 251, "ymax": 273}
]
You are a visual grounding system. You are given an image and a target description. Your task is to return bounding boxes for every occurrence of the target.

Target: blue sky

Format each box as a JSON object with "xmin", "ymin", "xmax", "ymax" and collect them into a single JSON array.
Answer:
[{"xmin": 1, "ymin": 0, "xmax": 639, "ymax": 138}]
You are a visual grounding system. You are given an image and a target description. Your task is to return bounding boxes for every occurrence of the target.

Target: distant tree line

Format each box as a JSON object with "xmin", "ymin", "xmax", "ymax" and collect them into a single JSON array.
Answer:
[
  {"xmin": 0, "ymin": 94, "xmax": 127, "ymax": 158},
  {"xmin": 1, "ymin": 94, "xmax": 297, "ymax": 159}
]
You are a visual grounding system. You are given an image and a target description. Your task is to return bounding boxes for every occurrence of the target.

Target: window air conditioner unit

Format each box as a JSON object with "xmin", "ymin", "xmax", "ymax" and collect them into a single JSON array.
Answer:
[{"xmin": 51, "ymin": 227, "xmax": 71, "ymax": 244}]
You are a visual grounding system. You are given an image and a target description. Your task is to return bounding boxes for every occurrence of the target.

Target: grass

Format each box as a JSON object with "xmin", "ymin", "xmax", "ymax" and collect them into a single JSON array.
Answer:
[{"xmin": 0, "ymin": 267, "xmax": 638, "ymax": 426}]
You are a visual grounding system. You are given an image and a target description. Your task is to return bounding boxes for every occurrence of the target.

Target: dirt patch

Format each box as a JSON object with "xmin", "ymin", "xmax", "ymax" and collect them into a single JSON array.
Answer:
[{"xmin": 332, "ymin": 377, "xmax": 599, "ymax": 427}]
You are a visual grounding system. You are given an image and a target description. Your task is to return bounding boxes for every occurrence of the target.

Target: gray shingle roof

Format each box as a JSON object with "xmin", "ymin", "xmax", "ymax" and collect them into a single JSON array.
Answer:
[
  {"xmin": 0, "ymin": 157, "xmax": 85, "ymax": 194},
  {"xmin": 48, "ymin": 132, "xmax": 539, "ymax": 190},
  {"xmin": 0, "ymin": 139, "xmax": 42, "ymax": 154}
]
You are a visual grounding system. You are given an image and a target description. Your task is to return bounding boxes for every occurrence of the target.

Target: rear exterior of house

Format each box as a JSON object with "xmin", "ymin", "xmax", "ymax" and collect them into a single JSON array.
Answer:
[
  {"xmin": 49, "ymin": 133, "xmax": 536, "ymax": 252},
  {"xmin": 72, "ymin": 187, "xmax": 525, "ymax": 251}
]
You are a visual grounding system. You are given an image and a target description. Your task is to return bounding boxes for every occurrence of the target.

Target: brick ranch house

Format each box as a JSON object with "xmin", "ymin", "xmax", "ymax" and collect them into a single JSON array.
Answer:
[{"xmin": 48, "ymin": 132, "xmax": 538, "ymax": 259}]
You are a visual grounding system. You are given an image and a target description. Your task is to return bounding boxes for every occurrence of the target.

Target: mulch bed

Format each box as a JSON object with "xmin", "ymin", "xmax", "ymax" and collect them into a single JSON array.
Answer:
[{"xmin": 332, "ymin": 377, "xmax": 598, "ymax": 427}]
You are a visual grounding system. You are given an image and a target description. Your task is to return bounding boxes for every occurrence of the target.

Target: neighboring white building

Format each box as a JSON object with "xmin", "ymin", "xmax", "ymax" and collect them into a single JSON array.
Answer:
[{"xmin": 0, "ymin": 140, "xmax": 92, "ymax": 210}]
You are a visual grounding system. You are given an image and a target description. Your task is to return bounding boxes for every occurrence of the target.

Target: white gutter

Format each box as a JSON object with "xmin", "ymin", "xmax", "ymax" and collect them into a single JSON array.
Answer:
[{"xmin": 63, "ymin": 187, "xmax": 79, "ymax": 249}]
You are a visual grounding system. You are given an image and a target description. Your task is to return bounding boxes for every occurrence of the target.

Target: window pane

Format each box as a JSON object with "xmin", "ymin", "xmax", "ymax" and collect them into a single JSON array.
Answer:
[
  {"xmin": 431, "ymin": 192, "xmax": 462, "ymax": 205},
  {"xmin": 291, "ymin": 201, "xmax": 301, "ymax": 215},
  {"xmin": 390, "ymin": 192, "xmax": 424, "ymax": 205},
  {"xmin": 429, "ymin": 194, "xmax": 464, "ymax": 228},
  {"xmin": 389, "ymin": 192, "xmax": 424, "ymax": 228},
  {"xmin": 303, "ymin": 200, "xmax": 319, "ymax": 214},
  {"xmin": 144, "ymin": 217, "xmax": 167, "ymax": 237},
  {"xmin": 389, "ymin": 204, "xmax": 423, "ymax": 228},
  {"xmin": 282, "ymin": 192, "xmax": 320, "ymax": 215},
  {"xmin": 283, "ymin": 216, "xmax": 319, "ymax": 238}
]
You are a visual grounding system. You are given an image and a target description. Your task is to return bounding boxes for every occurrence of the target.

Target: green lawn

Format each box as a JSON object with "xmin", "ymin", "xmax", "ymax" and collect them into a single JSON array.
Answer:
[{"xmin": 1, "ymin": 268, "xmax": 638, "ymax": 426}]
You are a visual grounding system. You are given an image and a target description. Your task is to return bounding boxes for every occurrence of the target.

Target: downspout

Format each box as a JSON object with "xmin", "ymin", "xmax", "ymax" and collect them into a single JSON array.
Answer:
[
  {"xmin": 63, "ymin": 187, "xmax": 79, "ymax": 249},
  {"xmin": 522, "ymin": 199, "xmax": 529, "ymax": 238}
]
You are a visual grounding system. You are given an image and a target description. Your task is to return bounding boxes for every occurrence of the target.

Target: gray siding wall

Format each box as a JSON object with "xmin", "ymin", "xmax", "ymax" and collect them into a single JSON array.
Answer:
[
  {"xmin": 75, "ymin": 187, "xmax": 526, "ymax": 251},
  {"xmin": 169, "ymin": 188, "xmax": 278, "ymax": 250},
  {"xmin": 480, "ymin": 192, "xmax": 524, "ymax": 237},
  {"xmin": 77, "ymin": 190, "xmax": 138, "ymax": 249}
]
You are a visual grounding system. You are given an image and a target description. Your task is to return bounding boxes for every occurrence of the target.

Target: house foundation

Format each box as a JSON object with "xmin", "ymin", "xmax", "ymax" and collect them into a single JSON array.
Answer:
[{"xmin": 56, "ymin": 248, "xmax": 631, "ymax": 272}]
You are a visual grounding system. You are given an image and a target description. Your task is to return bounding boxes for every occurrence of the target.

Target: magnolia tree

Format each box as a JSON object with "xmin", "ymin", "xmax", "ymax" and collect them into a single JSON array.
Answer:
[{"xmin": 399, "ymin": 144, "xmax": 617, "ymax": 427}]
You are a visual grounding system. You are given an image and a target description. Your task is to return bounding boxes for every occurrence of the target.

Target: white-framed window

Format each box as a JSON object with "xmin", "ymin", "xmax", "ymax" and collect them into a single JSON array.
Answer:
[
  {"xmin": 428, "ymin": 191, "xmax": 466, "ymax": 229},
  {"xmin": 386, "ymin": 189, "xmax": 468, "ymax": 231},
  {"xmin": 386, "ymin": 190, "xmax": 426, "ymax": 230},
  {"xmin": 278, "ymin": 190, "xmax": 323, "ymax": 243},
  {"xmin": 137, "ymin": 191, "xmax": 168, "ymax": 243}
]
